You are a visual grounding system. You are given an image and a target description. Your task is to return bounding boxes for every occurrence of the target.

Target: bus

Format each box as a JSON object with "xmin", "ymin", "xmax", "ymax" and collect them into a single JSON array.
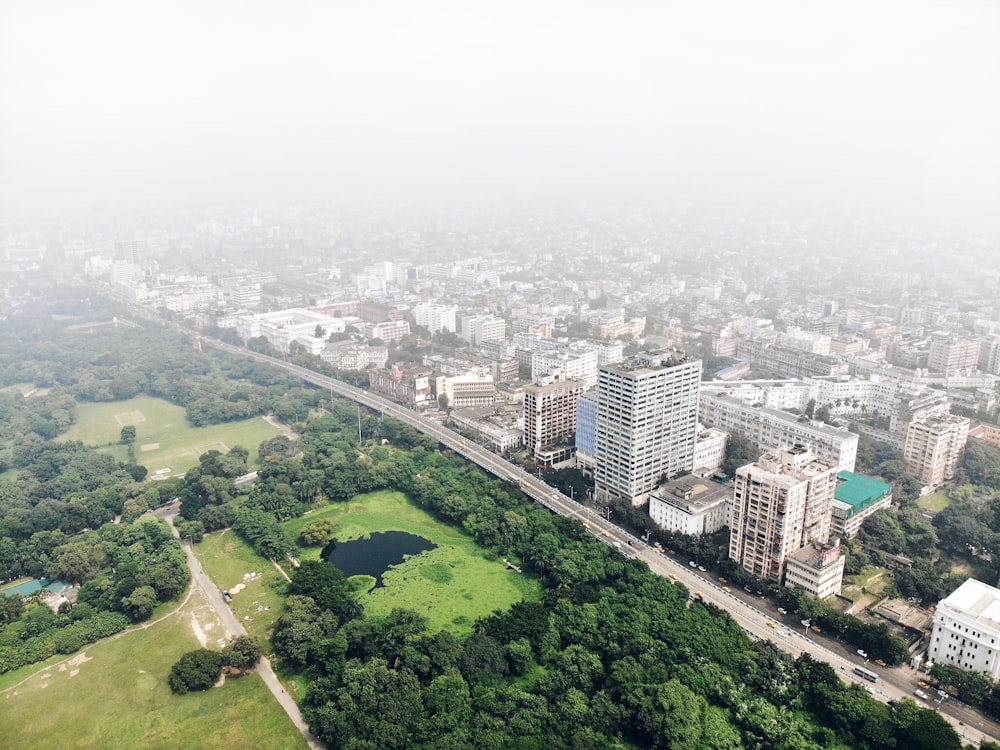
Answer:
[{"xmin": 854, "ymin": 665, "xmax": 879, "ymax": 683}]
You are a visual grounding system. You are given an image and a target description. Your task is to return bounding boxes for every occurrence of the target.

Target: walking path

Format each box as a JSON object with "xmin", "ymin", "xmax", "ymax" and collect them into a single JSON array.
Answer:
[{"xmin": 165, "ymin": 510, "xmax": 324, "ymax": 750}]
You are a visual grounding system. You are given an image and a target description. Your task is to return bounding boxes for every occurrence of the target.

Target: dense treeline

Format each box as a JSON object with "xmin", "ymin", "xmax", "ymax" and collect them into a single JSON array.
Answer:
[{"xmin": 240, "ymin": 405, "xmax": 959, "ymax": 749}]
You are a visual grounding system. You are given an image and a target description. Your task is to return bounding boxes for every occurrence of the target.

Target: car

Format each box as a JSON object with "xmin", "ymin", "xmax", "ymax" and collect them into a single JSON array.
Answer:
[
  {"xmin": 917, "ymin": 681, "xmax": 931, "ymax": 690},
  {"xmin": 810, "ymin": 625, "xmax": 822, "ymax": 633},
  {"xmin": 693, "ymin": 591, "xmax": 704, "ymax": 599},
  {"xmin": 937, "ymin": 689, "xmax": 948, "ymax": 698},
  {"xmin": 776, "ymin": 630, "xmax": 787, "ymax": 638},
  {"xmin": 857, "ymin": 649, "xmax": 868, "ymax": 658},
  {"xmin": 718, "ymin": 577, "xmax": 728, "ymax": 583},
  {"xmin": 801, "ymin": 619, "xmax": 811, "ymax": 627},
  {"xmin": 745, "ymin": 586, "xmax": 752, "ymax": 593},
  {"xmin": 698, "ymin": 565, "xmax": 706, "ymax": 572},
  {"xmin": 874, "ymin": 659, "xmax": 886, "ymax": 667},
  {"xmin": 914, "ymin": 689, "xmax": 929, "ymax": 701},
  {"xmin": 689, "ymin": 561, "xmax": 697, "ymax": 568},
  {"xmin": 766, "ymin": 621, "xmax": 776, "ymax": 628},
  {"xmin": 777, "ymin": 607, "xmax": 787, "ymax": 615},
  {"xmin": 668, "ymin": 573, "xmax": 677, "ymax": 580},
  {"xmin": 722, "ymin": 586, "xmax": 732, "ymax": 592}
]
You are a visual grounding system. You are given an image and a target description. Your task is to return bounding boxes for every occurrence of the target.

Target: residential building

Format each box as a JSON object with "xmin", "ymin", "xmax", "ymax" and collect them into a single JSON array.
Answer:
[
  {"xmin": 784, "ymin": 540, "xmax": 846, "ymax": 599},
  {"xmin": 523, "ymin": 376, "xmax": 583, "ymax": 467},
  {"xmin": 594, "ymin": 350, "xmax": 702, "ymax": 507},
  {"xmin": 693, "ymin": 427, "xmax": 728, "ymax": 476},
  {"xmin": 928, "ymin": 332, "xmax": 981, "ymax": 374},
  {"xmin": 648, "ymin": 475, "xmax": 730, "ymax": 536},
  {"xmin": 737, "ymin": 339, "xmax": 848, "ymax": 378},
  {"xmin": 831, "ymin": 471, "xmax": 892, "ymax": 538},
  {"xmin": 904, "ymin": 413, "xmax": 970, "ymax": 486},
  {"xmin": 729, "ymin": 446, "xmax": 838, "ymax": 584},
  {"xmin": 531, "ymin": 346, "xmax": 599, "ymax": 388},
  {"xmin": 927, "ymin": 579, "xmax": 1000, "ymax": 679},
  {"xmin": 461, "ymin": 315, "xmax": 506, "ymax": 345},
  {"xmin": 363, "ymin": 319, "xmax": 410, "ymax": 343},
  {"xmin": 699, "ymin": 393, "xmax": 858, "ymax": 472},
  {"xmin": 414, "ymin": 303, "xmax": 458, "ymax": 334}
]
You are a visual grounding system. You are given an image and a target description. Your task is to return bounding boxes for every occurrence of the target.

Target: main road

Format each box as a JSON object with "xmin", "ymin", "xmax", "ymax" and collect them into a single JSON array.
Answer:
[{"xmin": 202, "ymin": 338, "xmax": 997, "ymax": 745}]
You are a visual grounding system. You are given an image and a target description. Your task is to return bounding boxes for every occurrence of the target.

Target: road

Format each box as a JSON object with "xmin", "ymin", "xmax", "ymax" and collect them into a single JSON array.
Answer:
[
  {"xmin": 162, "ymin": 504, "xmax": 324, "ymax": 750},
  {"xmin": 193, "ymin": 337, "xmax": 999, "ymax": 745}
]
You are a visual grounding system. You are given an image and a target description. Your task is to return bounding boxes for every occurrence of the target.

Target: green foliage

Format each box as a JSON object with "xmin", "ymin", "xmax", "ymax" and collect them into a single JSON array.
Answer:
[
  {"xmin": 288, "ymin": 559, "xmax": 362, "ymax": 622},
  {"xmin": 964, "ymin": 440, "xmax": 1000, "ymax": 489},
  {"xmin": 119, "ymin": 425, "xmax": 137, "ymax": 445},
  {"xmin": 221, "ymin": 635, "xmax": 262, "ymax": 671},
  {"xmin": 168, "ymin": 648, "xmax": 224, "ymax": 694},
  {"xmin": 299, "ymin": 518, "xmax": 335, "ymax": 546}
]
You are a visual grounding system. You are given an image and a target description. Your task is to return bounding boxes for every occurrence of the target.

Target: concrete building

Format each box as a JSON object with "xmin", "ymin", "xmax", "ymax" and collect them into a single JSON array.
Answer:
[
  {"xmin": 320, "ymin": 341, "xmax": 388, "ymax": 370},
  {"xmin": 449, "ymin": 404, "xmax": 523, "ymax": 454},
  {"xmin": 236, "ymin": 308, "xmax": 347, "ymax": 354},
  {"xmin": 784, "ymin": 540, "xmax": 846, "ymax": 599},
  {"xmin": 928, "ymin": 579, "xmax": 1000, "ymax": 679},
  {"xmin": 737, "ymin": 339, "xmax": 848, "ymax": 378},
  {"xmin": 594, "ymin": 350, "xmax": 702, "ymax": 507},
  {"xmin": 363, "ymin": 319, "xmax": 410, "ymax": 343},
  {"xmin": 414, "ymin": 303, "xmax": 458, "ymax": 334},
  {"xmin": 523, "ymin": 376, "xmax": 584, "ymax": 467},
  {"xmin": 831, "ymin": 471, "xmax": 893, "ymax": 538},
  {"xmin": 461, "ymin": 315, "xmax": 506, "ymax": 346},
  {"xmin": 648, "ymin": 475, "xmax": 730, "ymax": 536},
  {"xmin": 531, "ymin": 347, "xmax": 599, "ymax": 389},
  {"xmin": 434, "ymin": 373, "xmax": 497, "ymax": 409},
  {"xmin": 969, "ymin": 423, "xmax": 1000, "ymax": 450},
  {"xmin": 693, "ymin": 427, "xmax": 728, "ymax": 476},
  {"xmin": 729, "ymin": 446, "xmax": 838, "ymax": 584},
  {"xmin": 368, "ymin": 364, "xmax": 434, "ymax": 409},
  {"xmin": 699, "ymin": 392, "xmax": 858, "ymax": 472},
  {"xmin": 903, "ymin": 413, "xmax": 970, "ymax": 486},
  {"xmin": 928, "ymin": 332, "xmax": 981, "ymax": 374}
]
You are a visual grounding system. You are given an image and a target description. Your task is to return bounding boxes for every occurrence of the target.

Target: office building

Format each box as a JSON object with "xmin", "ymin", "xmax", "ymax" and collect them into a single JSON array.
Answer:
[
  {"xmin": 594, "ymin": 350, "xmax": 702, "ymax": 507},
  {"xmin": 523, "ymin": 376, "xmax": 584, "ymax": 467},
  {"xmin": 414, "ymin": 303, "xmax": 458, "ymax": 334},
  {"xmin": 575, "ymin": 390, "xmax": 598, "ymax": 475},
  {"xmin": 648, "ymin": 475, "xmax": 730, "ymax": 536}
]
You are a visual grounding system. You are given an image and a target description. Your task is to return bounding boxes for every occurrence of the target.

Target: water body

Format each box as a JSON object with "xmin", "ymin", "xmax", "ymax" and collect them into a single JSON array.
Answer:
[{"xmin": 323, "ymin": 531, "xmax": 436, "ymax": 589}]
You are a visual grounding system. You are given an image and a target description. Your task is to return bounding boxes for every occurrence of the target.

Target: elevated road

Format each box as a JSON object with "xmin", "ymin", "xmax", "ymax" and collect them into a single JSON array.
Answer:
[{"xmin": 202, "ymin": 338, "xmax": 996, "ymax": 745}]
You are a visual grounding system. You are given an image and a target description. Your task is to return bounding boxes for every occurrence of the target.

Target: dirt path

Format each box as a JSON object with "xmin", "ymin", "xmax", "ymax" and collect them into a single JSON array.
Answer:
[{"xmin": 262, "ymin": 414, "xmax": 299, "ymax": 441}]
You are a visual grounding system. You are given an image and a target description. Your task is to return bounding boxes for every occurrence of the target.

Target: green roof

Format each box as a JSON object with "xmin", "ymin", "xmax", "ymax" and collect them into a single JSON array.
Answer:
[{"xmin": 835, "ymin": 471, "xmax": 891, "ymax": 514}]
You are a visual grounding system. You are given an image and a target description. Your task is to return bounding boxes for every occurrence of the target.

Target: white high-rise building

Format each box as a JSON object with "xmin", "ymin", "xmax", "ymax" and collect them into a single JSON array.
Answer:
[
  {"xmin": 594, "ymin": 350, "xmax": 702, "ymax": 507},
  {"xmin": 728, "ymin": 446, "xmax": 839, "ymax": 584},
  {"xmin": 461, "ymin": 315, "xmax": 506, "ymax": 346},
  {"xmin": 415, "ymin": 303, "xmax": 458, "ymax": 334}
]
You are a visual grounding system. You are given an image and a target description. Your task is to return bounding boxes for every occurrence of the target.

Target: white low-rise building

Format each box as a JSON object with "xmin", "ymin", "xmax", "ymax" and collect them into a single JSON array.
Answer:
[
  {"xmin": 784, "ymin": 539, "xmax": 846, "ymax": 599},
  {"xmin": 648, "ymin": 476, "xmax": 730, "ymax": 536},
  {"xmin": 928, "ymin": 579, "xmax": 1000, "ymax": 679}
]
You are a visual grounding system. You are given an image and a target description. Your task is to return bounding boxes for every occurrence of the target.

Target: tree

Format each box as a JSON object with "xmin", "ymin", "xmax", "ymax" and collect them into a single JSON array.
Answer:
[
  {"xmin": 437, "ymin": 393, "xmax": 450, "ymax": 413},
  {"xmin": 122, "ymin": 584, "xmax": 158, "ymax": 621},
  {"xmin": 289, "ymin": 559, "xmax": 361, "ymax": 622},
  {"xmin": 168, "ymin": 649, "xmax": 224, "ymax": 694},
  {"xmin": 221, "ymin": 635, "xmax": 262, "ymax": 671},
  {"xmin": 300, "ymin": 518, "xmax": 335, "ymax": 546},
  {"xmin": 120, "ymin": 425, "xmax": 137, "ymax": 445}
]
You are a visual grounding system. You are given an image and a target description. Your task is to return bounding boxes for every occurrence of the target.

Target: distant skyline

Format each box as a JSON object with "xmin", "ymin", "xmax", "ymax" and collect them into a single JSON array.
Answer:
[{"xmin": 1, "ymin": 1, "xmax": 998, "ymax": 232}]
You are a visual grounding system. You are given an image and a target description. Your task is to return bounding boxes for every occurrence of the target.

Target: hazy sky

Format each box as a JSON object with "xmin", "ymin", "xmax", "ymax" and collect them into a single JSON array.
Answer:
[{"xmin": 1, "ymin": 1, "xmax": 998, "ymax": 228}]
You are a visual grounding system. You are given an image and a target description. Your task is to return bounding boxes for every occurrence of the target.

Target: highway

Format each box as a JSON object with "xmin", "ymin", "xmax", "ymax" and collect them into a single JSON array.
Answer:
[{"xmin": 202, "ymin": 338, "xmax": 998, "ymax": 745}]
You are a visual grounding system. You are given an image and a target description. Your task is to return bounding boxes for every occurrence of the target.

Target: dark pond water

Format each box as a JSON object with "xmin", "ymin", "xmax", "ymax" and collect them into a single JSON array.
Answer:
[{"xmin": 323, "ymin": 531, "xmax": 436, "ymax": 588}]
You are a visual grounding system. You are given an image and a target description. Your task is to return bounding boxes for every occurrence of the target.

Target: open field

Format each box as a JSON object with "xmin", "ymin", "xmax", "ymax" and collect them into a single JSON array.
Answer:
[
  {"xmin": 60, "ymin": 396, "xmax": 281, "ymax": 478},
  {"xmin": 284, "ymin": 490, "xmax": 542, "ymax": 636},
  {"xmin": 193, "ymin": 531, "xmax": 288, "ymax": 643},
  {"xmin": 917, "ymin": 491, "xmax": 951, "ymax": 513},
  {"xmin": 0, "ymin": 584, "xmax": 307, "ymax": 750}
]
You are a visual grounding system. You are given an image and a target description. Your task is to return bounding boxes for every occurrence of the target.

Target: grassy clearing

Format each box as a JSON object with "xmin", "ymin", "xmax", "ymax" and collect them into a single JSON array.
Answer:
[
  {"xmin": 284, "ymin": 490, "xmax": 542, "ymax": 637},
  {"xmin": 192, "ymin": 531, "xmax": 288, "ymax": 644},
  {"xmin": 60, "ymin": 396, "xmax": 281, "ymax": 478},
  {"xmin": 917, "ymin": 491, "xmax": 951, "ymax": 513},
  {"xmin": 0, "ymin": 585, "xmax": 307, "ymax": 750}
]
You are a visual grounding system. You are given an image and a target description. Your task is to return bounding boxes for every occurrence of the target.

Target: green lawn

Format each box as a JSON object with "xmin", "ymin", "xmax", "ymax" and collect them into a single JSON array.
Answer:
[
  {"xmin": 285, "ymin": 490, "xmax": 542, "ymax": 637},
  {"xmin": 917, "ymin": 491, "xmax": 951, "ymax": 513},
  {"xmin": 60, "ymin": 396, "xmax": 281, "ymax": 479},
  {"xmin": 192, "ymin": 531, "xmax": 289, "ymax": 644},
  {"xmin": 0, "ymin": 585, "xmax": 307, "ymax": 750}
]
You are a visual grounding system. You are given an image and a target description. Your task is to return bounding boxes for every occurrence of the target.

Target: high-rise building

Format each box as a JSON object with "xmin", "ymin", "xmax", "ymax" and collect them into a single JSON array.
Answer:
[
  {"xmin": 594, "ymin": 350, "xmax": 701, "ymax": 507},
  {"xmin": 414, "ymin": 303, "xmax": 458, "ymax": 334},
  {"xmin": 575, "ymin": 390, "xmax": 598, "ymax": 475},
  {"xmin": 523, "ymin": 376, "xmax": 583, "ymax": 467},
  {"xmin": 903, "ymin": 413, "xmax": 970, "ymax": 486},
  {"xmin": 460, "ymin": 315, "xmax": 506, "ymax": 346},
  {"xmin": 728, "ymin": 446, "xmax": 839, "ymax": 584},
  {"xmin": 928, "ymin": 332, "xmax": 981, "ymax": 374}
]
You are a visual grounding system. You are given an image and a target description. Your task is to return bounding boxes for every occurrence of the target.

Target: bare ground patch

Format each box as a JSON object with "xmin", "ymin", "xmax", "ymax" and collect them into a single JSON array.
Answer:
[
  {"xmin": 114, "ymin": 410, "xmax": 146, "ymax": 426},
  {"xmin": 140, "ymin": 442, "xmax": 160, "ymax": 451}
]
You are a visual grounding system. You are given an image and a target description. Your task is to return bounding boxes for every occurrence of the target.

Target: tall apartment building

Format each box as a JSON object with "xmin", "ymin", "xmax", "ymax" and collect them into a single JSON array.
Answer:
[
  {"xmin": 903, "ymin": 413, "xmax": 970, "ymax": 486},
  {"xmin": 523, "ymin": 376, "xmax": 584, "ymax": 467},
  {"xmin": 414, "ymin": 303, "xmax": 458, "ymax": 334},
  {"xmin": 699, "ymin": 393, "xmax": 858, "ymax": 472},
  {"xmin": 364, "ymin": 319, "xmax": 410, "ymax": 343},
  {"xmin": 594, "ymin": 350, "xmax": 702, "ymax": 507},
  {"xmin": 461, "ymin": 315, "xmax": 506, "ymax": 346},
  {"xmin": 928, "ymin": 579, "xmax": 1000, "ymax": 680},
  {"xmin": 729, "ymin": 446, "xmax": 839, "ymax": 584}
]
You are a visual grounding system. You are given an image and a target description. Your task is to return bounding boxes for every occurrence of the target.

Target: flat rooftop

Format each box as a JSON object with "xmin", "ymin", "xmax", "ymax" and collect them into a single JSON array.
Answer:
[
  {"xmin": 941, "ymin": 579, "xmax": 1000, "ymax": 630},
  {"xmin": 835, "ymin": 471, "xmax": 891, "ymax": 511}
]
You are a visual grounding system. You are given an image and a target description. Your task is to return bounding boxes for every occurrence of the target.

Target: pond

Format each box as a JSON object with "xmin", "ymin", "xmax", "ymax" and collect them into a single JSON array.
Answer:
[{"xmin": 323, "ymin": 531, "xmax": 436, "ymax": 588}]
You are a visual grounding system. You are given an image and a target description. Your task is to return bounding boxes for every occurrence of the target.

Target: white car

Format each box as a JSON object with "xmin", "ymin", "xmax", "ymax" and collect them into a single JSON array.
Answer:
[
  {"xmin": 777, "ymin": 607, "xmax": 787, "ymax": 615},
  {"xmin": 857, "ymin": 649, "xmax": 868, "ymax": 658}
]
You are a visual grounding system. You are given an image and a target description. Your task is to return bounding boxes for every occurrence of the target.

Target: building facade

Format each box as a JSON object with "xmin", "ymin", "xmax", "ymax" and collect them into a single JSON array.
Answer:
[
  {"xmin": 648, "ymin": 475, "xmax": 730, "ymax": 536},
  {"xmin": 523, "ymin": 376, "xmax": 584, "ymax": 466},
  {"xmin": 784, "ymin": 540, "xmax": 846, "ymax": 599},
  {"xmin": 903, "ymin": 413, "xmax": 970, "ymax": 486},
  {"xmin": 928, "ymin": 579, "xmax": 1000, "ymax": 680},
  {"xmin": 594, "ymin": 350, "xmax": 702, "ymax": 506}
]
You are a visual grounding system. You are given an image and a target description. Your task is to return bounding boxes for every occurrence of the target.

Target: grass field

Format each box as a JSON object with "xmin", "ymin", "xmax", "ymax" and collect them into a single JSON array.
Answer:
[
  {"xmin": 192, "ymin": 531, "xmax": 289, "ymax": 644},
  {"xmin": 60, "ymin": 396, "xmax": 281, "ymax": 478},
  {"xmin": 0, "ymin": 585, "xmax": 307, "ymax": 750},
  {"xmin": 917, "ymin": 491, "xmax": 951, "ymax": 513},
  {"xmin": 284, "ymin": 490, "xmax": 542, "ymax": 636}
]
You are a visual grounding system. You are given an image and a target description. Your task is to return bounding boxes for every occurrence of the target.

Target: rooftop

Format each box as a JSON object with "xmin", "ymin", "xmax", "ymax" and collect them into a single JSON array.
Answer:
[
  {"xmin": 835, "ymin": 471, "xmax": 892, "ymax": 511},
  {"xmin": 940, "ymin": 579, "xmax": 1000, "ymax": 630}
]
